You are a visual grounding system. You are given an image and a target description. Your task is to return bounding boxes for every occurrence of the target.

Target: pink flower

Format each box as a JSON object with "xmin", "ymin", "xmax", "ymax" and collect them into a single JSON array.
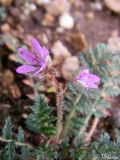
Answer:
[
  {"xmin": 16, "ymin": 37, "xmax": 49, "ymax": 75},
  {"xmin": 76, "ymin": 69, "xmax": 100, "ymax": 89}
]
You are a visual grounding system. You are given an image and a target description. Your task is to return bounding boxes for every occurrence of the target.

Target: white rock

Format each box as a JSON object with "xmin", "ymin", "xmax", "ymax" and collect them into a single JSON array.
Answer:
[
  {"xmin": 104, "ymin": 0, "xmax": 120, "ymax": 14},
  {"xmin": 62, "ymin": 56, "xmax": 79, "ymax": 79},
  {"xmin": 22, "ymin": 113, "xmax": 28, "ymax": 119},
  {"xmin": 23, "ymin": 2, "xmax": 37, "ymax": 16},
  {"xmin": 108, "ymin": 36, "xmax": 120, "ymax": 51},
  {"xmin": 52, "ymin": 41, "xmax": 71, "ymax": 63},
  {"xmin": 52, "ymin": 41, "xmax": 71, "ymax": 58},
  {"xmin": 91, "ymin": 2, "xmax": 103, "ymax": 11},
  {"xmin": 45, "ymin": 0, "xmax": 70, "ymax": 16},
  {"xmin": 59, "ymin": 12, "xmax": 74, "ymax": 29},
  {"xmin": 35, "ymin": 0, "xmax": 50, "ymax": 5},
  {"xmin": 30, "ymin": 4, "xmax": 37, "ymax": 11}
]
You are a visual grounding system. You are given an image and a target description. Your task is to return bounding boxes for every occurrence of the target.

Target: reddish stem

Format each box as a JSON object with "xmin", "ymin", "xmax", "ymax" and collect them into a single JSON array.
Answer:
[{"xmin": 49, "ymin": 71, "xmax": 66, "ymax": 143}]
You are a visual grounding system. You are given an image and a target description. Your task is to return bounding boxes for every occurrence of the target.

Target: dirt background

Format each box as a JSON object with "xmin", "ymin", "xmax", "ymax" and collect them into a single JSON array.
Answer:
[{"xmin": 0, "ymin": 0, "xmax": 120, "ymax": 144}]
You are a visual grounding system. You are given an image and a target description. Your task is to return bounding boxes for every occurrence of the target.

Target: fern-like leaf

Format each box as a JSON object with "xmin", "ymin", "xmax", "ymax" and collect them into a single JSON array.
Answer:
[
  {"xmin": 26, "ymin": 96, "xmax": 56, "ymax": 137},
  {"xmin": 4, "ymin": 141, "xmax": 16, "ymax": 160},
  {"xmin": 2, "ymin": 117, "xmax": 12, "ymax": 139},
  {"xmin": 21, "ymin": 146, "xmax": 30, "ymax": 160},
  {"xmin": 17, "ymin": 127, "xmax": 25, "ymax": 142}
]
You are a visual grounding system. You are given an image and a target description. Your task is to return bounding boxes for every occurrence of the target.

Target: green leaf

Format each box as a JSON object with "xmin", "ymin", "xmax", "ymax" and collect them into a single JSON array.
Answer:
[
  {"xmin": 17, "ymin": 127, "xmax": 24, "ymax": 142},
  {"xmin": 32, "ymin": 143, "xmax": 58, "ymax": 160},
  {"xmin": 26, "ymin": 96, "xmax": 56, "ymax": 137},
  {"xmin": 4, "ymin": 141, "xmax": 16, "ymax": 160},
  {"xmin": 2, "ymin": 117, "xmax": 12, "ymax": 139},
  {"xmin": 105, "ymin": 86, "xmax": 120, "ymax": 97},
  {"xmin": 21, "ymin": 146, "xmax": 30, "ymax": 160}
]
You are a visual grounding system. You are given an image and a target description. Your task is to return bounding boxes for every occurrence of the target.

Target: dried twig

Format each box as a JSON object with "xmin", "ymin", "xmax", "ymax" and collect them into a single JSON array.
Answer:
[{"xmin": 85, "ymin": 117, "xmax": 99, "ymax": 142}]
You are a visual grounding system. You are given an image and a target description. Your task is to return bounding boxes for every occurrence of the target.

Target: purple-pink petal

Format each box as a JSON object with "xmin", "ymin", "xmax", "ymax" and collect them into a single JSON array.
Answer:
[
  {"xmin": 80, "ymin": 69, "xmax": 89, "ymax": 76},
  {"xmin": 16, "ymin": 37, "xmax": 50, "ymax": 76},
  {"xmin": 78, "ymin": 79, "xmax": 98, "ymax": 88},
  {"xmin": 77, "ymin": 80, "xmax": 88, "ymax": 88},
  {"xmin": 31, "ymin": 37, "xmax": 44, "ymax": 61},
  {"xmin": 34, "ymin": 67, "xmax": 44, "ymax": 74},
  {"xmin": 88, "ymin": 74, "xmax": 100, "ymax": 82},
  {"xmin": 87, "ymin": 81, "xmax": 98, "ymax": 88},
  {"xmin": 43, "ymin": 47, "xmax": 49, "ymax": 57},
  {"xmin": 76, "ymin": 68, "xmax": 100, "ymax": 89},
  {"xmin": 18, "ymin": 48, "xmax": 36, "ymax": 64},
  {"xmin": 16, "ymin": 65, "xmax": 37, "ymax": 74}
]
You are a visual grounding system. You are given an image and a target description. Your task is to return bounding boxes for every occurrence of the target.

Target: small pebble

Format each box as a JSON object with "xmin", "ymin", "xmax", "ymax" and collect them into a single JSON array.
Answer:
[
  {"xmin": 104, "ymin": 0, "xmax": 120, "ymax": 14},
  {"xmin": 30, "ymin": 3, "xmax": 37, "ymax": 11},
  {"xmin": 59, "ymin": 12, "xmax": 74, "ymax": 29},
  {"xmin": 0, "ymin": 0, "xmax": 13, "ymax": 6},
  {"xmin": 9, "ymin": 84, "xmax": 21, "ymax": 99},
  {"xmin": 91, "ymin": 2, "xmax": 103, "ymax": 11},
  {"xmin": 35, "ymin": 0, "xmax": 50, "ymax": 5},
  {"xmin": 108, "ymin": 36, "xmax": 120, "ymax": 51},
  {"xmin": 110, "ymin": 30, "xmax": 119, "ymax": 37},
  {"xmin": 22, "ymin": 113, "xmax": 28, "ymax": 119},
  {"xmin": 85, "ymin": 11, "xmax": 95, "ymax": 19},
  {"xmin": 3, "ymin": 70, "xmax": 14, "ymax": 87},
  {"xmin": 65, "ymin": 33, "xmax": 87, "ymax": 52},
  {"xmin": 42, "ymin": 13, "xmax": 55, "ymax": 26},
  {"xmin": 45, "ymin": 0, "xmax": 70, "ymax": 16},
  {"xmin": 52, "ymin": 40, "xmax": 71, "ymax": 64},
  {"xmin": 1, "ymin": 23, "xmax": 10, "ymax": 33},
  {"xmin": 62, "ymin": 56, "xmax": 79, "ymax": 79}
]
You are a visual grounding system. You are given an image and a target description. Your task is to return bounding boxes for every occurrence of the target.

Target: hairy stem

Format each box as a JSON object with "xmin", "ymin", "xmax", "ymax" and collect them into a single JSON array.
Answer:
[
  {"xmin": 50, "ymin": 73, "xmax": 66, "ymax": 143},
  {"xmin": 56, "ymin": 89, "xmax": 64, "ymax": 143},
  {"xmin": 62, "ymin": 94, "xmax": 82, "ymax": 140}
]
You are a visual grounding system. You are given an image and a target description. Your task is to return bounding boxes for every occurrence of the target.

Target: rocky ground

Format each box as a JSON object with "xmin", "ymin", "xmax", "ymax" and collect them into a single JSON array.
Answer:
[{"xmin": 0, "ymin": 0, "xmax": 120, "ymax": 144}]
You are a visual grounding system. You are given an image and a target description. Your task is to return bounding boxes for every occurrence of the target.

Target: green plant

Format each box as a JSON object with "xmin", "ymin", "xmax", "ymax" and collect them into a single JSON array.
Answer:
[{"xmin": 0, "ymin": 43, "xmax": 120, "ymax": 159}]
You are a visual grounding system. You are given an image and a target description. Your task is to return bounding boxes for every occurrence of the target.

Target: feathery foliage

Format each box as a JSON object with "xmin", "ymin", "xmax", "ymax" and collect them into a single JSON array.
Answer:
[
  {"xmin": 4, "ymin": 141, "xmax": 16, "ymax": 160},
  {"xmin": 0, "ymin": 43, "xmax": 120, "ymax": 159},
  {"xmin": 0, "ymin": 118, "xmax": 30, "ymax": 160},
  {"xmin": 17, "ymin": 127, "xmax": 25, "ymax": 142},
  {"xmin": 32, "ymin": 143, "xmax": 59, "ymax": 160},
  {"xmin": 26, "ymin": 96, "xmax": 56, "ymax": 137},
  {"xmin": 21, "ymin": 146, "xmax": 30, "ymax": 160},
  {"xmin": 2, "ymin": 117, "xmax": 12, "ymax": 139},
  {"xmin": 63, "ymin": 43, "xmax": 120, "ymax": 139},
  {"xmin": 0, "ymin": 98, "xmax": 57, "ymax": 160},
  {"xmin": 69, "ymin": 132, "xmax": 120, "ymax": 160}
]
